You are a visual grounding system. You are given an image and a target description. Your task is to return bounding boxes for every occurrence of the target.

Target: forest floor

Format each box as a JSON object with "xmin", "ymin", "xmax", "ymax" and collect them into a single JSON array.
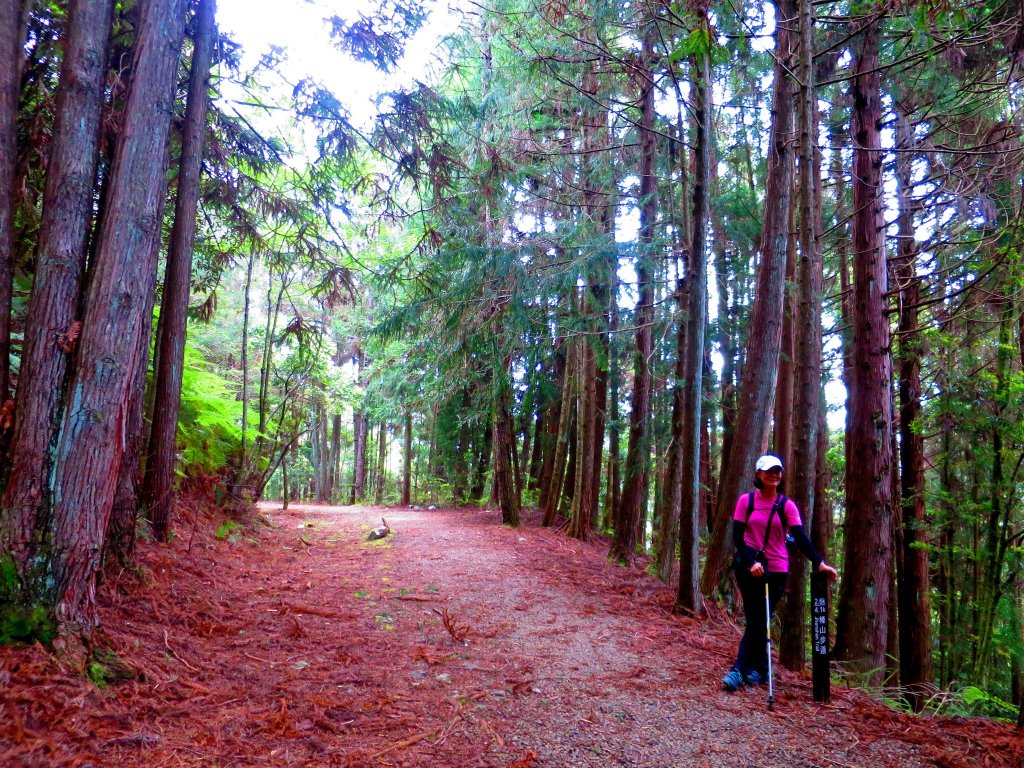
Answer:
[{"xmin": 2, "ymin": 502, "xmax": 1022, "ymax": 768}]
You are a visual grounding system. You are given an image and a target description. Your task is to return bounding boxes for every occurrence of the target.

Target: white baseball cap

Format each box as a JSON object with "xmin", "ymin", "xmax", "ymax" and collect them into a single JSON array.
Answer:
[{"xmin": 755, "ymin": 454, "xmax": 784, "ymax": 472}]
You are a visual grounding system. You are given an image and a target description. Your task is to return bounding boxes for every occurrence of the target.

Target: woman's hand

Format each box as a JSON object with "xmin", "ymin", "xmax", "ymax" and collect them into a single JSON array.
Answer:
[
  {"xmin": 817, "ymin": 561, "xmax": 839, "ymax": 581},
  {"xmin": 749, "ymin": 561, "xmax": 765, "ymax": 578}
]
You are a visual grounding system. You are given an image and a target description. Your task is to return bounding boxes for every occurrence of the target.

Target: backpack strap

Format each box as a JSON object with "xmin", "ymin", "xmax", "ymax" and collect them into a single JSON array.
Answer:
[
  {"xmin": 748, "ymin": 493, "xmax": 787, "ymax": 561},
  {"xmin": 761, "ymin": 494, "xmax": 787, "ymax": 551}
]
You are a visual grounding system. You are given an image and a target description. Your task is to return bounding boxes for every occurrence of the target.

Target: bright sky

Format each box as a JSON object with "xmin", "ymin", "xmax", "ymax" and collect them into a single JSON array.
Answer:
[{"xmin": 216, "ymin": 0, "xmax": 468, "ymax": 126}]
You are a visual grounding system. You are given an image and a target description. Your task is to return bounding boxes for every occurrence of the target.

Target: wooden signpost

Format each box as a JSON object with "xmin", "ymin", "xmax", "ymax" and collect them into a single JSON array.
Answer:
[{"xmin": 811, "ymin": 571, "xmax": 831, "ymax": 702}]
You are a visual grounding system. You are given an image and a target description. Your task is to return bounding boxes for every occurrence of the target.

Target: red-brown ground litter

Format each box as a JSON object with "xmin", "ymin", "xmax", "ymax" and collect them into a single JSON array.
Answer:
[{"xmin": 1, "ymin": 502, "xmax": 1021, "ymax": 767}]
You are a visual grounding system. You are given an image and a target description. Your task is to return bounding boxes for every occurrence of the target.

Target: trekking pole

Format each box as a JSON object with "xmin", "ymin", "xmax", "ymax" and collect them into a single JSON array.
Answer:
[{"xmin": 765, "ymin": 581, "xmax": 774, "ymax": 711}]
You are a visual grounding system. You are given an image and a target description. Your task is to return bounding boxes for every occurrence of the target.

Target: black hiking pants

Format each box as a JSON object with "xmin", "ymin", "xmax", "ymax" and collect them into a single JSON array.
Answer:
[{"xmin": 733, "ymin": 568, "xmax": 788, "ymax": 677}]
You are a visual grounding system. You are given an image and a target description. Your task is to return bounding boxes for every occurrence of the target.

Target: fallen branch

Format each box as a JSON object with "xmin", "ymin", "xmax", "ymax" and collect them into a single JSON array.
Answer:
[
  {"xmin": 434, "ymin": 606, "xmax": 471, "ymax": 643},
  {"xmin": 163, "ymin": 630, "xmax": 198, "ymax": 671},
  {"xmin": 369, "ymin": 729, "xmax": 434, "ymax": 758}
]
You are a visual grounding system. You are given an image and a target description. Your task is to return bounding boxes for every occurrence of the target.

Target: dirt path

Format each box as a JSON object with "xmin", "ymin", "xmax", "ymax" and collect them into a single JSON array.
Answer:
[{"xmin": 2, "ymin": 503, "xmax": 1021, "ymax": 767}]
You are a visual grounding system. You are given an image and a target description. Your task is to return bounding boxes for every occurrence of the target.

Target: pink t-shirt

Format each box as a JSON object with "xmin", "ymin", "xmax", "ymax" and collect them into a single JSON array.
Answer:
[{"xmin": 733, "ymin": 492, "xmax": 802, "ymax": 573}]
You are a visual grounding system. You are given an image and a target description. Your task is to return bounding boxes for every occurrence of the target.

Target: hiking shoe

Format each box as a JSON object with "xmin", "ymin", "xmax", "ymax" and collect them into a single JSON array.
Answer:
[
  {"xmin": 744, "ymin": 670, "xmax": 766, "ymax": 686},
  {"xmin": 721, "ymin": 668, "xmax": 744, "ymax": 692}
]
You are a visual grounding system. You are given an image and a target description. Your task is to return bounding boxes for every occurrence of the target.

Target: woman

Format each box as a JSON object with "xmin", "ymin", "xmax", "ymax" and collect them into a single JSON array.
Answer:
[{"xmin": 721, "ymin": 454, "xmax": 839, "ymax": 691}]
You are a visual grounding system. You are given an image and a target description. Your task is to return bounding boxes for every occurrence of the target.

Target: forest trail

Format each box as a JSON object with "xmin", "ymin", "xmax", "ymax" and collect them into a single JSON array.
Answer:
[{"xmin": 2, "ymin": 503, "xmax": 1021, "ymax": 768}]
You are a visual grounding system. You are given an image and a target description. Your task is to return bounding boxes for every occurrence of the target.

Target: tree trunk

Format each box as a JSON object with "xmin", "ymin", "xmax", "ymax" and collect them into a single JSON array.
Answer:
[
  {"xmin": 239, "ymin": 253, "xmax": 254, "ymax": 479},
  {"xmin": 542, "ymin": 344, "xmax": 574, "ymax": 527},
  {"xmin": 893, "ymin": 107, "xmax": 932, "ymax": 709},
  {"xmin": 779, "ymin": 0, "xmax": 824, "ymax": 670},
  {"xmin": 674, "ymin": 20, "xmax": 712, "ymax": 615},
  {"xmin": 606, "ymin": 276, "xmax": 621, "ymax": 531},
  {"xmin": 48, "ymin": 0, "xmax": 187, "ymax": 638},
  {"xmin": 401, "ymin": 408, "xmax": 412, "ymax": 505},
  {"xmin": 469, "ymin": 417, "xmax": 493, "ymax": 502},
  {"xmin": 1, "ymin": 0, "xmax": 114, "ymax": 575},
  {"xmin": 107, "ymin": 278, "xmax": 158, "ymax": 565},
  {"xmin": 660, "ymin": 269, "xmax": 687, "ymax": 583},
  {"xmin": 316, "ymin": 406, "xmax": 331, "ymax": 502},
  {"xmin": 700, "ymin": 0, "xmax": 798, "ymax": 596},
  {"xmin": 0, "ymin": 0, "xmax": 26, "ymax": 403},
  {"xmin": 329, "ymin": 413, "xmax": 342, "ymax": 502},
  {"xmin": 773, "ymin": 199, "xmax": 796, "ymax": 473},
  {"xmin": 566, "ymin": 332, "xmax": 595, "ymax": 540},
  {"xmin": 560, "ymin": 409, "xmax": 577, "ymax": 516},
  {"xmin": 657, "ymin": 91, "xmax": 694, "ymax": 585},
  {"xmin": 374, "ymin": 422, "xmax": 387, "ymax": 505},
  {"xmin": 713, "ymin": 228, "xmax": 736, "ymax": 498},
  {"xmin": 352, "ymin": 349, "xmax": 367, "ymax": 503},
  {"xmin": 143, "ymin": 0, "xmax": 216, "ymax": 540},
  {"xmin": 537, "ymin": 342, "xmax": 565, "ymax": 508},
  {"xmin": 834, "ymin": 12, "xmax": 894, "ymax": 683},
  {"xmin": 611, "ymin": 25, "xmax": 657, "ymax": 566},
  {"xmin": 974, "ymin": 297, "xmax": 1015, "ymax": 686},
  {"xmin": 493, "ymin": 363, "xmax": 520, "ymax": 527},
  {"xmin": 528, "ymin": 407, "xmax": 545, "ymax": 490},
  {"xmin": 589, "ymin": 319, "xmax": 609, "ymax": 531}
]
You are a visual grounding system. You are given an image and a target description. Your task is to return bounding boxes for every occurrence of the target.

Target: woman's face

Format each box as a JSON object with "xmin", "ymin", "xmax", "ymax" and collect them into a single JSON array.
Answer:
[{"xmin": 757, "ymin": 466, "xmax": 783, "ymax": 488}]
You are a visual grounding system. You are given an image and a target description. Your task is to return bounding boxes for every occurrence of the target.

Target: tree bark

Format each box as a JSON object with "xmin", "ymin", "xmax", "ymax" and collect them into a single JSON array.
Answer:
[
  {"xmin": 700, "ymin": 0, "xmax": 798, "ymax": 596},
  {"xmin": 143, "ymin": 0, "xmax": 217, "ymax": 540},
  {"xmin": 401, "ymin": 408, "xmax": 412, "ymax": 505},
  {"xmin": 493, "ymin": 363, "xmax": 520, "ymax": 527},
  {"xmin": 48, "ymin": 0, "xmax": 187, "ymax": 637},
  {"xmin": 893, "ymin": 107, "xmax": 932, "ymax": 709},
  {"xmin": 107, "ymin": 269, "xmax": 159, "ymax": 566},
  {"xmin": 374, "ymin": 422, "xmax": 387, "ymax": 505},
  {"xmin": 329, "ymin": 413, "xmax": 342, "ymax": 501},
  {"xmin": 238, "ymin": 253, "xmax": 254, "ymax": 482},
  {"xmin": 0, "ymin": 0, "xmax": 27, "ymax": 403},
  {"xmin": 611, "ymin": 25, "xmax": 657, "ymax": 566},
  {"xmin": 779, "ymin": 0, "xmax": 824, "ymax": 671},
  {"xmin": 352, "ymin": 349, "xmax": 367, "ymax": 503},
  {"xmin": 674, "ymin": 17, "xmax": 712, "ymax": 615},
  {"xmin": 834, "ymin": 11, "xmax": 894, "ymax": 683},
  {"xmin": 605, "ymin": 273, "xmax": 621, "ymax": 531},
  {"xmin": 1, "ymin": 0, "xmax": 114, "ymax": 575},
  {"xmin": 542, "ymin": 343, "xmax": 574, "ymax": 527},
  {"xmin": 567, "ymin": 332, "xmax": 595, "ymax": 540},
  {"xmin": 773, "ymin": 199, "xmax": 796, "ymax": 474},
  {"xmin": 469, "ymin": 417, "xmax": 493, "ymax": 502},
  {"xmin": 537, "ymin": 342, "xmax": 565, "ymax": 508},
  {"xmin": 528, "ymin": 407, "xmax": 544, "ymax": 490}
]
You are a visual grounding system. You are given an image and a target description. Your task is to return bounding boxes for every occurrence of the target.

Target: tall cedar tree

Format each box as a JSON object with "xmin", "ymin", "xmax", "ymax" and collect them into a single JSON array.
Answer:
[
  {"xmin": 0, "ymin": 0, "xmax": 25, "ymax": 403},
  {"xmin": 778, "ymin": 0, "xmax": 824, "ymax": 670},
  {"xmin": 674, "ymin": 3, "xmax": 712, "ymax": 615},
  {"xmin": 1, "ymin": 0, "xmax": 114, "ymax": 576},
  {"xmin": 108, "ymin": 210, "xmax": 166, "ymax": 563},
  {"xmin": 700, "ymin": 0, "xmax": 798, "ymax": 596},
  {"xmin": 401, "ymin": 409, "xmax": 412, "ymax": 505},
  {"xmin": 834, "ymin": 12, "xmax": 894, "ymax": 681},
  {"xmin": 351, "ymin": 349, "xmax": 367, "ymax": 502},
  {"xmin": 893, "ymin": 107, "xmax": 932, "ymax": 708},
  {"xmin": 48, "ymin": 0, "xmax": 187, "ymax": 637},
  {"xmin": 494, "ymin": 361, "xmax": 520, "ymax": 526},
  {"xmin": 143, "ymin": 0, "xmax": 218, "ymax": 541},
  {"xmin": 610, "ymin": 21, "xmax": 656, "ymax": 565}
]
